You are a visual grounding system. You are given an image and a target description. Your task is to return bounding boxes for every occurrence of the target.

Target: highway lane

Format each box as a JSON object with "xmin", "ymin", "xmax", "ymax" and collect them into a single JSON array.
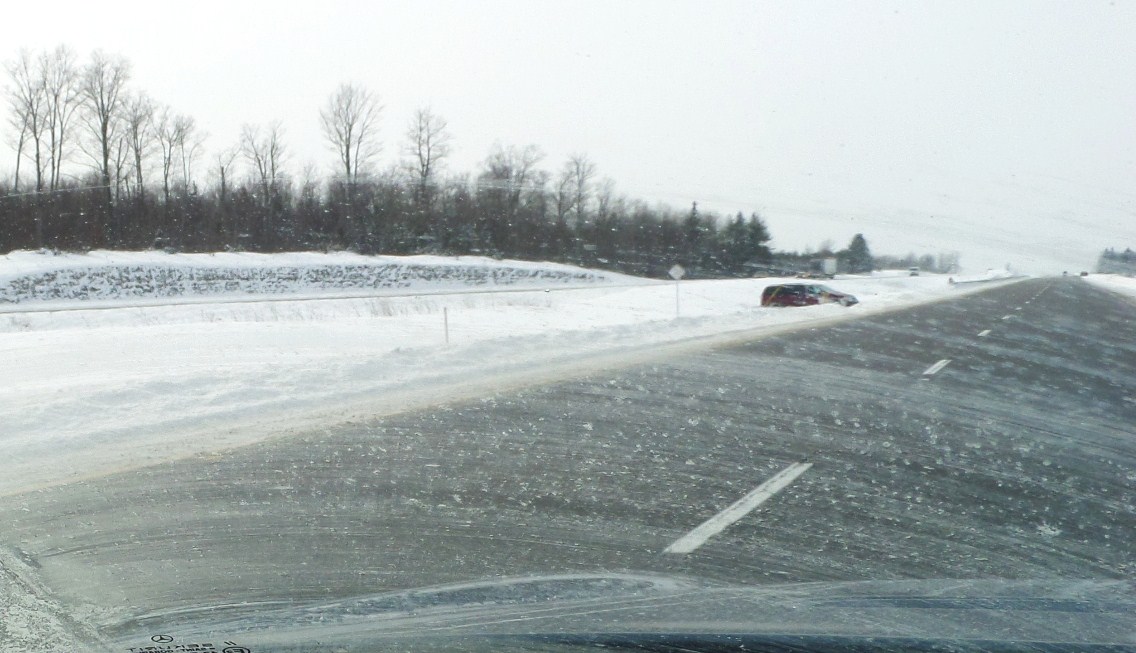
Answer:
[{"xmin": 1, "ymin": 276, "xmax": 1132, "ymax": 630}]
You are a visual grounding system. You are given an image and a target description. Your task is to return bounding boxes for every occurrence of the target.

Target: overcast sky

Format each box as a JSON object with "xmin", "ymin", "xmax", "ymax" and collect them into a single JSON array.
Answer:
[{"xmin": 2, "ymin": 0, "xmax": 1133, "ymax": 273}]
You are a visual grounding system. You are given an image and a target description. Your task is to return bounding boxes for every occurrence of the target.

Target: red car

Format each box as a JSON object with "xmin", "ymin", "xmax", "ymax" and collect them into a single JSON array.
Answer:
[{"xmin": 762, "ymin": 283, "xmax": 859, "ymax": 307}]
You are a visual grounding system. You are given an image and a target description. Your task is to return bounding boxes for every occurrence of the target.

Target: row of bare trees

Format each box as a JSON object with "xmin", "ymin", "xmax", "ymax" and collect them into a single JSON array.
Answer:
[
  {"xmin": 4, "ymin": 47, "xmax": 213, "ymax": 242},
  {"xmin": 2, "ymin": 47, "xmax": 777, "ymax": 278},
  {"xmin": 2, "ymin": 46, "xmax": 605, "ymax": 239},
  {"xmin": 1, "ymin": 47, "xmax": 442, "ymax": 243},
  {"xmin": 6, "ymin": 46, "xmax": 82, "ymax": 193}
]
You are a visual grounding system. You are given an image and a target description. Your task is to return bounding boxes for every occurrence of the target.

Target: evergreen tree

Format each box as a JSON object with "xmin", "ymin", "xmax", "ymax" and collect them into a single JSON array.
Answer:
[
  {"xmin": 681, "ymin": 201, "xmax": 703, "ymax": 256},
  {"xmin": 719, "ymin": 212, "xmax": 749, "ymax": 274},
  {"xmin": 845, "ymin": 233, "xmax": 873, "ymax": 273},
  {"xmin": 746, "ymin": 212, "xmax": 772, "ymax": 263}
]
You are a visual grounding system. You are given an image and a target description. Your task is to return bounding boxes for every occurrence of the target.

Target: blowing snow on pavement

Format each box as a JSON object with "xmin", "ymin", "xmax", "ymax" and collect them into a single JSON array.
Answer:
[{"xmin": 0, "ymin": 250, "xmax": 1019, "ymax": 495}]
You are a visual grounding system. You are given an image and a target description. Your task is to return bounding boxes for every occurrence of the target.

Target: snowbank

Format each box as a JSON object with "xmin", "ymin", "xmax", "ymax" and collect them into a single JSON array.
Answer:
[
  {"xmin": 0, "ymin": 249, "xmax": 638, "ymax": 306},
  {"xmin": 1081, "ymin": 273, "xmax": 1136, "ymax": 300}
]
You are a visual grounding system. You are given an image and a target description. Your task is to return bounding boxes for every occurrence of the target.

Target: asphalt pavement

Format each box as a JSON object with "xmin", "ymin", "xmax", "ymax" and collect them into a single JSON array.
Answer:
[{"xmin": 1, "ymin": 276, "xmax": 1133, "ymax": 630}]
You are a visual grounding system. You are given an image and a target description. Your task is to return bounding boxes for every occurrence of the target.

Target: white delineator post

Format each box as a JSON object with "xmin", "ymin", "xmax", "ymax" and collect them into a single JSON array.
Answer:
[{"xmin": 669, "ymin": 264, "xmax": 685, "ymax": 318}]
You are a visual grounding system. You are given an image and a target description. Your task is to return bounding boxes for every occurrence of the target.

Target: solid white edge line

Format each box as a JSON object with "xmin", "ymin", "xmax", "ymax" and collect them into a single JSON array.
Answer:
[
  {"xmin": 922, "ymin": 359, "xmax": 952, "ymax": 375},
  {"xmin": 664, "ymin": 462, "xmax": 812, "ymax": 554}
]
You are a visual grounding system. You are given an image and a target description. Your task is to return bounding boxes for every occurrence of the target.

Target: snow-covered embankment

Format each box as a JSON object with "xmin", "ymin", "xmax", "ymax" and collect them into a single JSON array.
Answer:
[{"xmin": 0, "ymin": 250, "xmax": 1018, "ymax": 495}]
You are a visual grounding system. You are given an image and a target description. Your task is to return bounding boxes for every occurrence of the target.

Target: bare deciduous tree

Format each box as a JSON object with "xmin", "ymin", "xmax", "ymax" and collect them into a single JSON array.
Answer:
[
  {"xmin": 319, "ymin": 83, "xmax": 381, "ymax": 184},
  {"xmin": 213, "ymin": 145, "xmax": 239, "ymax": 203},
  {"xmin": 553, "ymin": 154, "xmax": 597, "ymax": 233},
  {"xmin": 40, "ymin": 45, "xmax": 80, "ymax": 190},
  {"xmin": 4, "ymin": 96, "xmax": 31, "ymax": 193},
  {"xmin": 240, "ymin": 121, "xmax": 287, "ymax": 203},
  {"xmin": 79, "ymin": 50, "xmax": 130, "ymax": 213},
  {"xmin": 6, "ymin": 49, "xmax": 47, "ymax": 193},
  {"xmin": 478, "ymin": 143, "xmax": 545, "ymax": 249},
  {"xmin": 178, "ymin": 124, "xmax": 206, "ymax": 196},
  {"xmin": 554, "ymin": 165, "xmax": 576, "ymax": 225},
  {"xmin": 122, "ymin": 92, "xmax": 155, "ymax": 198},
  {"xmin": 403, "ymin": 106, "xmax": 451, "ymax": 201},
  {"xmin": 111, "ymin": 130, "xmax": 132, "ymax": 202},
  {"xmin": 480, "ymin": 144, "xmax": 544, "ymax": 201},
  {"xmin": 567, "ymin": 153, "xmax": 596, "ymax": 232},
  {"xmin": 594, "ymin": 177, "xmax": 616, "ymax": 221},
  {"xmin": 156, "ymin": 109, "xmax": 194, "ymax": 204}
]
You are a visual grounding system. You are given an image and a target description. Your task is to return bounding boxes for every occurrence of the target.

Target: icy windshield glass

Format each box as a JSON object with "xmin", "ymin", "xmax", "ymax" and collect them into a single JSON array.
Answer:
[{"xmin": 1, "ymin": 2, "xmax": 1134, "ymax": 652}]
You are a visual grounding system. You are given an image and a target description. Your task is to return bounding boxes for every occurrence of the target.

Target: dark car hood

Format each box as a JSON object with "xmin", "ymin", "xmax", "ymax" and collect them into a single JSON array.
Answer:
[{"xmin": 97, "ymin": 574, "xmax": 1135, "ymax": 652}]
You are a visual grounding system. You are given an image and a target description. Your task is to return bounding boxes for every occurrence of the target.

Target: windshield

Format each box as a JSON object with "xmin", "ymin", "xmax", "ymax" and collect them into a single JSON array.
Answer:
[{"xmin": 1, "ymin": 2, "xmax": 1134, "ymax": 652}]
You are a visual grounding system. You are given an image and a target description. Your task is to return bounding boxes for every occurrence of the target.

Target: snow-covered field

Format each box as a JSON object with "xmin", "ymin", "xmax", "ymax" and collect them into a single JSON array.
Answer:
[
  {"xmin": 1082, "ymin": 273, "xmax": 1136, "ymax": 300},
  {"xmin": 0, "ymin": 251, "xmax": 1020, "ymax": 496}
]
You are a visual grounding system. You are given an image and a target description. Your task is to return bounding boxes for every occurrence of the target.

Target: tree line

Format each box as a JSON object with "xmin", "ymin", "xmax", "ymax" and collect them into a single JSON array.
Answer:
[
  {"xmin": 872, "ymin": 250, "xmax": 960, "ymax": 274},
  {"xmin": 1, "ymin": 46, "xmax": 778, "ymax": 278},
  {"xmin": 1096, "ymin": 247, "xmax": 1136, "ymax": 275},
  {"xmin": 3, "ymin": 46, "xmax": 954, "ymax": 279}
]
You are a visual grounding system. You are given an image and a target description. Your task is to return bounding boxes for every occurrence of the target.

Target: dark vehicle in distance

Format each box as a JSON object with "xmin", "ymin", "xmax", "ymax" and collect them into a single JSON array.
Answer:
[{"xmin": 762, "ymin": 283, "xmax": 859, "ymax": 307}]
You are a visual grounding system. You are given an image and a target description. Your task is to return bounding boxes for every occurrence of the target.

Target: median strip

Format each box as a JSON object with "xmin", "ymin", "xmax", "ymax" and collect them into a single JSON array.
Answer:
[{"xmin": 664, "ymin": 462, "xmax": 812, "ymax": 554}]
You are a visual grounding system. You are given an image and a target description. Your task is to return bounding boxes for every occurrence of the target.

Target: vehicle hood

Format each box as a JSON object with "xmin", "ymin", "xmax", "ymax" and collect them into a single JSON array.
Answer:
[{"xmin": 98, "ymin": 574, "xmax": 1135, "ymax": 652}]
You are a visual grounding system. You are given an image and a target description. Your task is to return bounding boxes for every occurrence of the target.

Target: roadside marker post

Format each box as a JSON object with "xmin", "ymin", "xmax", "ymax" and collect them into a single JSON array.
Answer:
[{"xmin": 669, "ymin": 264, "xmax": 685, "ymax": 318}]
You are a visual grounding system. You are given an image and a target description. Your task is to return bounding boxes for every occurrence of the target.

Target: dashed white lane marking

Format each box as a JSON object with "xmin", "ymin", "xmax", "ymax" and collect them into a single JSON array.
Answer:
[
  {"xmin": 664, "ymin": 462, "xmax": 812, "ymax": 554},
  {"xmin": 977, "ymin": 329, "xmax": 992, "ymax": 337},
  {"xmin": 922, "ymin": 359, "xmax": 952, "ymax": 376}
]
